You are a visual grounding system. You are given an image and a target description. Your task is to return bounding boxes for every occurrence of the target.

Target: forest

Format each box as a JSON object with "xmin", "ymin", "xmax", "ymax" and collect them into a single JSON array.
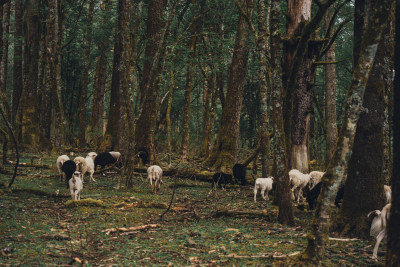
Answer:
[{"xmin": 0, "ymin": 0, "xmax": 399, "ymax": 265}]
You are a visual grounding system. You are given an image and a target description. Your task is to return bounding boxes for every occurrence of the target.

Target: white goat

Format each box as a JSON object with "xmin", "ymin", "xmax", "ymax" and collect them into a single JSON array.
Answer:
[
  {"xmin": 254, "ymin": 177, "xmax": 274, "ymax": 202},
  {"xmin": 368, "ymin": 203, "xmax": 391, "ymax": 260},
  {"xmin": 69, "ymin": 171, "xmax": 83, "ymax": 201},
  {"xmin": 56, "ymin": 155, "xmax": 70, "ymax": 181},
  {"xmin": 309, "ymin": 171, "xmax": 324, "ymax": 190},
  {"xmin": 289, "ymin": 169, "xmax": 311, "ymax": 203},
  {"xmin": 74, "ymin": 157, "xmax": 87, "ymax": 182},
  {"xmin": 85, "ymin": 155, "xmax": 95, "ymax": 182},
  {"xmin": 87, "ymin": 152, "xmax": 97, "ymax": 160},
  {"xmin": 147, "ymin": 165, "xmax": 163, "ymax": 194},
  {"xmin": 384, "ymin": 185, "xmax": 391, "ymax": 204}
]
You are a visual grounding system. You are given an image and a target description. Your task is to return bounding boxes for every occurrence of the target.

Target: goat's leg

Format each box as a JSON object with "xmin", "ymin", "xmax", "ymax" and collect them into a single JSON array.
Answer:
[
  {"xmin": 372, "ymin": 229, "xmax": 386, "ymax": 259},
  {"xmin": 254, "ymin": 186, "xmax": 258, "ymax": 203},
  {"xmin": 261, "ymin": 187, "xmax": 267, "ymax": 200}
]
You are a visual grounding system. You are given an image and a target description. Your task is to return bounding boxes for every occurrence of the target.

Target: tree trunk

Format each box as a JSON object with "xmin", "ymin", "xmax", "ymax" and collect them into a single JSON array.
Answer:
[
  {"xmin": 101, "ymin": 0, "xmax": 130, "ymax": 151},
  {"xmin": 270, "ymin": 0, "xmax": 294, "ymax": 225},
  {"xmin": 336, "ymin": 41, "xmax": 388, "ymax": 235},
  {"xmin": 257, "ymin": 0, "xmax": 271, "ymax": 178},
  {"xmin": 302, "ymin": 0, "xmax": 392, "ymax": 263},
  {"xmin": 324, "ymin": 9, "xmax": 338, "ymax": 165},
  {"xmin": 166, "ymin": 69, "xmax": 174, "ymax": 167},
  {"xmin": 204, "ymin": 0, "xmax": 254, "ymax": 172},
  {"xmin": 134, "ymin": 0, "xmax": 167, "ymax": 164},
  {"xmin": 12, "ymin": 0, "xmax": 23, "ymax": 129},
  {"xmin": 0, "ymin": 2, "xmax": 10, "ymax": 117},
  {"xmin": 386, "ymin": 0, "xmax": 400, "ymax": 264},
  {"xmin": 21, "ymin": 0, "xmax": 40, "ymax": 148},
  {"xmin": 87, "ymin": 1, "xmax": 112, "ymax": 148},
  {"xmin": 286, "ymin": 0, "xmax": 312, "ymax": 173},
  {"xmin": 78, "ymin": 0, "xmax": 95, "ymax": 147},
  {"xmin": 181, "ymin": 5, "xmax": 199, "ymax": 160},
  {"xmin": 40, "ymin": 0, "xmax": 60, "ymax": 150},
  {"xmin": 332, "ymin": 1, "xmax": 391, "ymax": 238}
]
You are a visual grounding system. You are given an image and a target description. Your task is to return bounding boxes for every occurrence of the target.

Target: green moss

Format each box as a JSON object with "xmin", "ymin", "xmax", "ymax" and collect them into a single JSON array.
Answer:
[{"xmin": 65, "ymin": 198, "xmax": 106, "ymax": 208}]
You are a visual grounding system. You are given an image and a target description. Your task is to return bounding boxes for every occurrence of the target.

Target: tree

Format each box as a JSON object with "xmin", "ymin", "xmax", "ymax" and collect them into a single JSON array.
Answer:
[
  {"xmin": 302, "ymin": 0, "xmax": 393, "ymax": 263},
  {"xmin": 204, "ymin": 0, "xmax": 254, "ymax": 171},
  {"xmin": 324, "ymin": 9, "xmax": 338, "ymax": 164},
  {"xmin": 269, "ymin": 0, "xmax": 293, "ymax": 225},
  {"xmin": 181, "ymin": 0, "xmax": 200, "ymax": 160},
  {"xmin": 386, "ymin": 0, "xmax": 400, "ymax": 264},
  {"xmin": 21, "ymin": 0, "xmax": 41, "ymax": 148},
  {"xmin": 78, "ymin": 0, "xmax": 95, "ymax": 147},
  {"xmin": 332, "ymin": 0, "xmax": 390, "ymax": 237},
  {"xmin": 0, "ymin": 2, "xmax": 10, "ymax": 117},
  {"xmin": 11, "ymin": 0, "xmax": 23, "ymax": 130},
  {"xmin": 134, "ymin": 0, "xmax": 167, "ymax": 164}
]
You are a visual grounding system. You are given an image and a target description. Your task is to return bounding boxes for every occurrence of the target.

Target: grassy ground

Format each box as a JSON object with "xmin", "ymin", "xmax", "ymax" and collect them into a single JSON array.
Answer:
[{"xmin": 0, "ymin": 153, "xmax": 384, "ymax": 266}]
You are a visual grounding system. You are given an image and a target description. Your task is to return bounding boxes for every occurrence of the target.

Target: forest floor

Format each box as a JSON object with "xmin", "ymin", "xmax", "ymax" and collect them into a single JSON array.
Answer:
[{"xmin": 0, "ymin": 153, "xmax": 384, "ymax": 266}]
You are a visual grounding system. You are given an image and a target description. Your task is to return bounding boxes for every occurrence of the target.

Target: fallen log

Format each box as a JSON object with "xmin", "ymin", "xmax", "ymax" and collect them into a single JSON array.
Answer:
[{"xmin": 102, "ymin": 224, "xmax": 160, "ymax": 235}]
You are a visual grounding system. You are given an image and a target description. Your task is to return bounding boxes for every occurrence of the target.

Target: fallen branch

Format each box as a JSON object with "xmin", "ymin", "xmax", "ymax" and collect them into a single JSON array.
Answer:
[
  {"xmin": 329, "ymin": 237, "xmax": 359, "ymax": 242},
  {"xmin": 7, "ymin": 161, "xmax": 51, "ymax": 169},
  {"xmin": 102, "ymin": 224, "xmax": 160, "ymax": 235}
]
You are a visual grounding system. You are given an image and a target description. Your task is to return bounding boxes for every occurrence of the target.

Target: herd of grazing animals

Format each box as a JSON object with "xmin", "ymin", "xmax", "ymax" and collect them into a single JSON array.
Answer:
[{"xmin": 55, "ymin": 153, "xmax": 393, "ymax": 260}]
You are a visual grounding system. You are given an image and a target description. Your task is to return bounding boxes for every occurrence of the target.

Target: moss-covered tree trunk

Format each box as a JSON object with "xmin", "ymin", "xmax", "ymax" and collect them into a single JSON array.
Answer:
[
  {"xmin": 78, "ymin": 0, "xmax": 95, "ymax": 147},
  {"xmin": 324, "ymin": 9, "xmax": 338, "ymax": 165},
  {"xmin": 302, "ymin": 0, "xmax": 392, "ymax": 263},
  {"xmin": 134, "ymin": 0, "xmax": 166, "ymax": 164},
  {"xmin": 21, "ymin": 0, "xmax": 40, "ymax": 148},
  {"xmin": 270, "ymin": 0, "xmax": 294, "ymax": 225},
  {"xmin": 332, "ymin": 1, "xmax": 391, "ymax": 238},
  {"xmin": 386, "ymin": 0, "xmax": 400, "ymax": 264},
  {"xmin": 204, "ymin": 0, "xmax": 254, "ymax": 172}
]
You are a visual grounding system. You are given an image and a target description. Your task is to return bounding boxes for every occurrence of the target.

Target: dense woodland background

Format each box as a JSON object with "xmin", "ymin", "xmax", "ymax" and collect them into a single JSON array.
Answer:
[{"xmin": 0, "ymin": 0, "xmax": 399, "ymax": 264}]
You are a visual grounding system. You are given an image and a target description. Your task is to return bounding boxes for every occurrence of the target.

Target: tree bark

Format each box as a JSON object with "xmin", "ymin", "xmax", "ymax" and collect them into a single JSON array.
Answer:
[
  {"xmin": 0, "ymin": 2, "xmax": 10, "ymax": 117},
  {"xmin": 332, "ymin": 1, "xmax": 391, "ymax": 238},
  {"xmin": 78, "ymin": 0, "xmax": 95, "ymax": 147},
  {"xmin": 386, "ymin": 0, "xmax": 400, "ymax": 264},
  {"xmin": 270, "ymin": 0, "xmax": 294, "ymax": 225},
  {"xmin": 257, "ymin": 0, "xmax": 271, "ymax": 178},
  {"xmin": 302, "ymin": 0, "xmax": 392, "ymax": 263},
  {"xmin": 134, "ymin": 0, "xmax": 169, "ymax": 164},
  {"xmin": 21, "ymin": 0, "xmax": 40, "ymax": 148},
  {"xmin": 87, "ymin": 1, "xmax": 112, "ymax": 148},
  {"xmin": 204, "ymin": 0, "xmax": 254, "ymax": 172},
  {"xmin": 12, "ymin": 0, "xmax": 23, "ymax": 129},
  {"xmin": 324, "ymin": 9, "xmax": 338, "ymax": 165}
]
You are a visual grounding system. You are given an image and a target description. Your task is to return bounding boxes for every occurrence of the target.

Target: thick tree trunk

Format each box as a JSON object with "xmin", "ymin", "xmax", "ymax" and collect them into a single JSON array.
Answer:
[
  {"xmin": 386, "ymin": 0, "xmax": 400, "ymax": 264},
  {"xmin": 204, "ymin": 0, "xmax": 254, "ymax": 172},
  {"xmin": 21, "ymin": 0, "xmax": 40, "ymax": 148},
  {"xmin": 302, "ymin": 0, "xmax": 392, "ymax": 263},
  {"xmin": 12, "ymin": 0, "xmax": 23, "ymax": 129},
  {"xmin": 134, "ymin": 0, "xmax": 166, "ymax": 164},
  {"xmin": 286, "ymin": 0, "xmax": 312, "ymax": 173},
  {"xmin": 102, "ymin": 0, "xmax": 132, "ymax": 151},
  {"xmin": 332, "ymin": 2, "xmax": 391, "ymax": 238},
  {"xmin": 324, "ymin": 10, "xmax": 338, "ymax": 165},
  {"xmin": 257, "ymin": 0, "xmax": 271, "ymax": 178},
  {"xmin": 270, "ymin": 0, "xmax": 294, "ymax": 225},
  {"xmin": 78, "ymin": 0, "xmax": 95, "ymax": 147},
  {"xmin": 0, "ymin": 3, "xmax": 10, "ymax": 117}
]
